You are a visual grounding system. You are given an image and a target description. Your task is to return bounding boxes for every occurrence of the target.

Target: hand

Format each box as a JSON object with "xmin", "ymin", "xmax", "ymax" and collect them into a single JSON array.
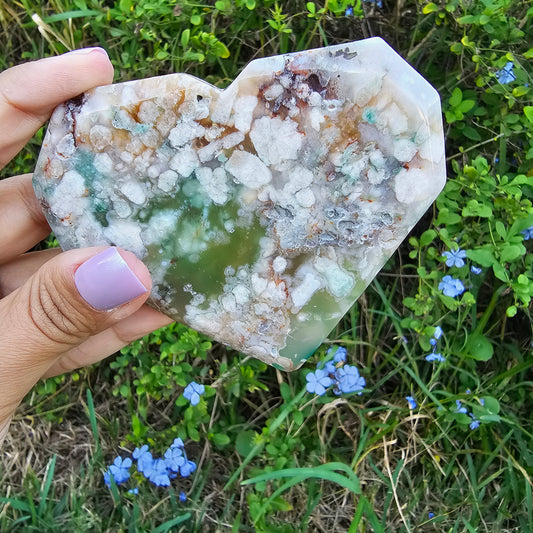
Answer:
[{"xmin": 0, "ymin": 49, "xmax": 172, "ymax": 443}]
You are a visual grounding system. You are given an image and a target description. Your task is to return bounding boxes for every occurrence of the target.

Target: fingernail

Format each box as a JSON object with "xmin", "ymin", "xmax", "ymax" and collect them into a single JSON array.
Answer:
[
  {"xmin": 67, "ymin": 47, "xmax": 109, "ymax": 57},
  {"xmin": 75, "ymin": 247, "xmax": 148, "ymax": 311}
]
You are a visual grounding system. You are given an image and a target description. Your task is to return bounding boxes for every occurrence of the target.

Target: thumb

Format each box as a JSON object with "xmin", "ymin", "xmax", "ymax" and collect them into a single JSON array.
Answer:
[{"xmin": 0, "ymin": 246, "xmax": 150, "ymax": 414}]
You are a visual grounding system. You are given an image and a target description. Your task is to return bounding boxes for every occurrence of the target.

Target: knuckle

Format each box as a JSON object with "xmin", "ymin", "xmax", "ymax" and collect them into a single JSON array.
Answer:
[{"xmin": 28, "ymin": 271, "xmax": 97, "ymax": 347}]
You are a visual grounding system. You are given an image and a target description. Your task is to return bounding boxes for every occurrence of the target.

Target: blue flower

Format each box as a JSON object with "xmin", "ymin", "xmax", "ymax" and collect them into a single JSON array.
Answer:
[
  {"xmin": 332, "ymin": 346, "xmax": 348, "ymax": 363},
  {"xmin": 164, "ymin": 446, "xmax": 186, "ymax": 473},
  {"xmin": 442, "ymin": 248, "xmax": 467, "ymax": 268},
  {"xmin": 364, "ymin": 0, "xmax": 383, "ymax": 7},
  {"xmin": 324, "ymin": 361, "xmax": 336, "ymax": 374},
  {"xmin": 521, "ymin": 226, "xmax": 533, "ymax": 240},
  {"xmin": 406, "ymin": 396, "xmax": 417, "ymax": 409},
  {"xmin": 495, "ymin": 61, "xmax": 516, "ymax": 84},
  {"xmin": 454, "ymin": 400, "xmax": 468, "ymax": 414},
  {"xmin": 179, "ymin": 491, "xmax": 187, "ymax": 502},
  {"xmin": 438, "ymin": 275, "xmax": 465, "ymax": 297},
  {"xmin": 128, "ymin": 487, "xmax": 139, "ymax": 495},
  {"xmin": 428, "ymin": 512, "xmax": 435, "ymax": 519},
  {"xmin": 345, "ymin": 5, "xmax": 354, "ymax": 16},
  {"xmin": 433, "ymin": 326, "xmax": 443, "ymax": 340},
  {"xmin": 480, "ymin": 398, "xmax": 485, "ymax": 406},
  {"xmin": 105, "ymin": 456, "xmax": 132, "ymax": 486},
  {"xmin": 471, "ymin": 265, "xmax": 482, "ymax": 275},
  {"xmin": 336, "ymin": 365, "xmax": 365, "ymax": 394},
  {"xmin": 469, "ymin": 415, "xmax": 480, "ymax": 430},
  {"xmin": 171, "ymin": 437, "xmax": 185, "ymax": 449},
  {"xmin": 180, "ymin": 460, "xmax": 197, "ymax": 477},
  {"xmin": 429, "ymin": 338, "xmax": 437, "ymax": 347},
  {"xmin": 184, "ymin": 381, "xmax": 205, "ymax": 406},
  {"xmin": 148, "ymin": 458, "xmax": 171, "ymax": 487},
  {"xmin": 306, "ymin": 368, "xmax": 333, "ymax": 396},
  {"xmin": 425, "ymin": 352, "xmax": 445, "ymax": 362},
  {"xmin": 133, "ymin": 445, "xmax": 154, "ymax": 476}
]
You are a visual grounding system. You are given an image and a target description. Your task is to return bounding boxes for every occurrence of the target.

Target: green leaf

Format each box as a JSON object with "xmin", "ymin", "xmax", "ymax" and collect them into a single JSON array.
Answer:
[
  {"xmin": 499, "ymin": 244, "xmax": 524, "ymax": 263},
  {"xmin": 235, "ymin": 430, "xmax": 257, "ymax": 457},
  {"xmin": 524, "ymin": 48, "xmax": 533, "ymax": 59},
  {"xmin": 422, "ymin": 2, "xmax": 438, "ymax": 14},
  {"xmin": 481, "ymin": 396, "xmax": 500, "ymax": 414},
  {"xmin": 495, "ymin": 221, "xmax": 506, "ymax": 239},
  {"xmin": 181, "ymin": 29, "xmax": 190, "ymax": 48},
  {"xmin": 524, "ymin": 106, "xmax": 533, "ymax": 124},
  {"xmin": 506, "ymin": 305, "xmax": 518, "ymax": 317},
  {"xmin": 458, "ymin": 99, "xmax": 475, "ymax": 113},
  {"xmin": 492, "ymin": 262, "xmax": 509, "ymax": 282},
  {"xmin": 462, "ymin": 126, "xmax": 482, "ymax": 141},
  {"xmin": 212, "ymin": 433, "xmax": 231, "ymax": 446},
  {"xmin": 462, "ymin": 199, "xmax": 492, "ymax": 218},
  {"xmin": 420, "ymin": 229, "xmax": 437, "ymax": 247},
  {"xmin": 464, "ymin": 334, "xmax": 494, "ymax": 361},
  {"xmin": 466, "ymin": 249, "xmax": 495, "ymax": 267},
  {"xmin": 449, "ymin": 87, "xmax": 462, "ymax": 107}
]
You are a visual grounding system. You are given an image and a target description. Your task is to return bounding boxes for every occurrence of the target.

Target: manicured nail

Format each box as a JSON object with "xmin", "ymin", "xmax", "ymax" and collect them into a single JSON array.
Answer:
[
  {"xmin": 67, "ymin": 47, "xmax": 109, "ymax": 57},
  {"xmin": 75, "ymin": 247, "xmax": 148, "ymax": 311}
]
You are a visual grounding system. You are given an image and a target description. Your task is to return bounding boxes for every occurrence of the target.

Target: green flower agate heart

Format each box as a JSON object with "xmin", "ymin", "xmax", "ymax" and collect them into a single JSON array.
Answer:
[{"xmin": 33, "ymin": 37, "xmax": 445, "ymax": 371}]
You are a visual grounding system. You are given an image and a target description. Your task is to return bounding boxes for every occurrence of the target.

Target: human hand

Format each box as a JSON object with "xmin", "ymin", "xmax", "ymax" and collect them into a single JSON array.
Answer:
[{"xmin": 0, "ymin": 49, "xmax": 173, "ymax": 443}]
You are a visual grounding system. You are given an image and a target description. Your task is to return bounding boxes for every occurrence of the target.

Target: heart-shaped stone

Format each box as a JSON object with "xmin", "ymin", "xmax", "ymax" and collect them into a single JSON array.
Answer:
[{"xmin": 33, "ymin": 37, "xmax": 445, "ymax": 370}]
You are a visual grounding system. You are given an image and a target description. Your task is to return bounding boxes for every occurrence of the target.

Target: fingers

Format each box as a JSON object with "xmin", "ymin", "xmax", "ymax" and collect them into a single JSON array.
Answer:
[
  {"xmin": 0, "ymin": 47, "xmax": 114, "ymax": 169},
  {"xmin": 0, "ymin": 174, "xmax": 51, "ymax": 265},
  {"xmin": 0, "ymin": 248, "xmax": 60, "ymax": 297},
  {"xmin": 43, "ymin": 306, "xmax": 173, "ymax": 378},
  {"xmin": 0, "ymin": 246, "xmax": 150, "ymax": 420}
]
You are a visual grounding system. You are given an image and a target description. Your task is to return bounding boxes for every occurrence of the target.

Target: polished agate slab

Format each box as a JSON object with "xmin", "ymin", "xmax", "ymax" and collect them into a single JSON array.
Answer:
[{"xmin": 34, "ymin": 37, "xmax": 445, "ymax": 370}]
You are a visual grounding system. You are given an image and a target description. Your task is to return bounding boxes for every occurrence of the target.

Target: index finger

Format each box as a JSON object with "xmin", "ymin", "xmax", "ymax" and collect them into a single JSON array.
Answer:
[{"xmin": 0, "ymin": 47, "xmax": 114, "ymax": 169}]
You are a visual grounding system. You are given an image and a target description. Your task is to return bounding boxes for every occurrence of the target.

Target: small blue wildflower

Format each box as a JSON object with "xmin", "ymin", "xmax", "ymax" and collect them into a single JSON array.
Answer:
[
  {"xmin": 466, "ymin": 389, "xmax": 471, "ymax": 394},
  {"xmin": 306, "ymin": 368, "xmax": 334, "ymax": 396},
  {"xmin": 336, "ymin": 365, "xmax": 366, "ymax": 395},
  {"xmin": 429, "ymin": 338, "xmax": 437, "ymax": 347},
  {"xmin": 471, "ymin": 265, "xmax": 482, "ymax": 275},
  {"xmin": 133, "ymin": 445, "xmax": 154, "ymax": 476},
  {"xmin": 454, "ymin": 400, "xmax": 468, "ymax": 414},
  {"xmin": 438, "ymin": 275, "xmax": 465, "ymax": 297},
  {"xmin": 184, "ymin": 381, "xmax": 205, "ymax": 406},
  {"xmin": 406, "ymin": 396, "xmax": 417, "ymax": 410},
  {"xmin": 480, "ymin": 398, "xmax": 485, "ymax": 406},
  {"xmin": 433, "ymin": 326, "xmax": 443, "ymax": 340},
  {"xmin": 324, "ymin": 361, "xmax": 336, "ymax": 374},
  {"xmin": 307, "ymin": 369, "xmax": 333, "ymax": 395},
  {"xmin": 428, "ymin": 512, "xmax": 435, "ymax": 519},
  {"xmin": 364, "ymin": 0, "xmax": 383, "ymax": 7},
  {"xmin": 442, "ymin": 248, "xmax": 467, "ymax": 268},
  {"xmin": 180, "ymin": 460, "xmax": 197, "ymax": 478},
  {"xmin": 148, "ymin": 458, "xmax": 171, "ymax": 487},
  {"xmin": 164, "ymin": 446, "xmax": 186, "ymax": 473},
  {"xmin": 495, "ymin": 61, "xmax": 516, "ymax": 84},
  {"xmin": 171, "ymin": 437, "xmax": 185, "ymax": 449},
  {"xmin": 106, "ymin": 456, "xmax": 132, "ymax": 486},
  {"xmin": 345, "ymin": 5, "xmax": 354, "ymax": 16},
  {"xmin": 333, "ymin": 346, "xmax": 348, "ymax": 364},
  {"xmin": 128, "ymin": 487, "xmax": 139, "ymax": 495},
  {"xmin": 469, "ymin": 415, "xmax": 480, "ymax": 430},
  {"xmin": 425, "ymin": 352, "xmax": 446, "ymax": 362},
  {"xmin": 179, "ymin": 491, "xmax": 187, "ymax": 502},
  {"xmin": 521, "ymin": 226, "xmax": 533, "ymax": 240}
]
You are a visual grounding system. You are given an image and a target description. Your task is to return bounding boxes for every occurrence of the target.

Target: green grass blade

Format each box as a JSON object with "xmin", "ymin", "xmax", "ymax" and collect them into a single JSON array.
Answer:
[
  {"xmin": 41, "ymin": 10, "xmax": 101, "ymax": 23},
  {"xmin": 151, "ymin": 512, "xmax": 191, "ymax": 533},
  {"xmin": 37, "ymin": 454, "xmax": 56, "ymax": 517}
]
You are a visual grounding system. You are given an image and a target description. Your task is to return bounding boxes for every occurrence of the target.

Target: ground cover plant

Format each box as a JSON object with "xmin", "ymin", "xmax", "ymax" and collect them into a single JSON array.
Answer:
[{"xmin": 0, "ymin": 0, "xmax": 532, "ymax": 531}]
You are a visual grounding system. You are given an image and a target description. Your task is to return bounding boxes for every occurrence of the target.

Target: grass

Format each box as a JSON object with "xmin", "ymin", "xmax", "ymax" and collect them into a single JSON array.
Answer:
[{"xmin": 1, "ymin": 0, "xmax": 532, "ymax": 531}]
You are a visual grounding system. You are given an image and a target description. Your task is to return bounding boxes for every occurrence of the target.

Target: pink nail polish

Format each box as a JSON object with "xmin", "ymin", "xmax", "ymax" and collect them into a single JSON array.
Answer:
[{"xmin": 74, "ymin": 247, "xmax": 148, "ymax": 311}]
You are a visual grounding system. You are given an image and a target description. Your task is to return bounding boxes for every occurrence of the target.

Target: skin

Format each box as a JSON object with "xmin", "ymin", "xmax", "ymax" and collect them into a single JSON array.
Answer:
[{"xmin": 0, "ymin": 48, "xmax": 172, "ymax": 443}]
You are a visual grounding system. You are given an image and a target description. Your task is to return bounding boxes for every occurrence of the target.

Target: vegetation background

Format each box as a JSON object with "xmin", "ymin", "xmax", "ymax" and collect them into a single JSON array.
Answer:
[{"xmin": 0, "ymin": 0, "xmax": 532, "ymax": 531}]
